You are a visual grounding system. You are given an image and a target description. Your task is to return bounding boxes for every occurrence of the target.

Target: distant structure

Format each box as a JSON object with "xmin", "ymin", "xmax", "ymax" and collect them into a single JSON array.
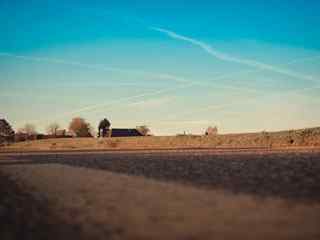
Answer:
[
  {"xmin": 55, "ymin": 129, "xmax": 65, "ymax": 137},
  {"xmin": 205, "ymin": 126, "xmax": 218, "ymax": 136},
  {"xmin": 54, "ymin": 129, "xmax": 72, "ymax": 138},
  {"xmin": 98, "ymin": 118, "xmax": 111, "ymax": 137},
  {"xmin": 14, "ymin": 132, "xmax": 39, "ymax": 142},
  {"xmin": 136, "ymin": 125, "xmax": 151, "ymax": 136},
  {"xmin": 110, "ymin": 128, "xmax": 143, "ymax": 137},
  {"xmin": 0, "ymin": 118, "xmax": 15, "ymax": 144},
  {"xmin": 97, "ymin": 118, "xmax": 149, "ymax": 138}
]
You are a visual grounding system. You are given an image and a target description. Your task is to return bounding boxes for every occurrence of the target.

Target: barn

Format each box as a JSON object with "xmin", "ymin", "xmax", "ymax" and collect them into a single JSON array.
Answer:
[{"xmin": 110, "ymin": 128, "xmax": 143, "ymax": 137}]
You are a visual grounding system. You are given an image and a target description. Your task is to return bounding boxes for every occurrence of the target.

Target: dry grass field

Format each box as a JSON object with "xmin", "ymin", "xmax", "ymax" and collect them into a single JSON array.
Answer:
[
  {"xmin": 1, "ymin": 127, "xmax": 320, "ymax": 239},
  {"xmin": 1, "ymin": 127, "xmax": 320, "ymax": 152},
  {"xmin": 0, "ymin": 149, "xmax": 320, "ymax": 240}
]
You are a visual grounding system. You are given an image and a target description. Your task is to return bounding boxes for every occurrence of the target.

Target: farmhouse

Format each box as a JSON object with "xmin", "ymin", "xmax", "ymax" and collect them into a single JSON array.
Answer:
[{"xmin": 97, "ymin": 118, "xmax": 147, "ymax": 138}]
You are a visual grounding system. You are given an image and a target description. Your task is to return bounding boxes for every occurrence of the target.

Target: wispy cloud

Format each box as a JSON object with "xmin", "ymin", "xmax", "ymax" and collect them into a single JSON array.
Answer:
[
  {"xmin": 0, "ymin": 51, "xmax": 257, "ymax": 95},
  {"xmin": 14, "ymin": 82, "xmax": 196, "ymax": 127},
  {"xmin": 0, "ymin": 52, "xmax": 188, "ymax": 83},
  {"xmin": 153, "ymin": 119, "xmax": 213, "ymax": 126},
  {"xmin": 129, "ymin": 95, "xmax": 176, "ymax": 108},
  {"xmin": 286, "ymin": 55, "xmax": 320, "ymax": 65},
  {"xmin": 165, "ymin": 85, "xmax": 320, "ymax": 121},
  {"xmin": 1, "ymin": 52, "xmax": 262, "ymax": 125},
  {"xmin": 58, "ymin": 74, "xmax": 261, "ymax": 118},
  {"xmin": 150, "ymin": 27, "xmax": 319, "ymax": 83},
  {"xmin": 3, "ymin": 50, "xmax": 318, "ymax": 129}
]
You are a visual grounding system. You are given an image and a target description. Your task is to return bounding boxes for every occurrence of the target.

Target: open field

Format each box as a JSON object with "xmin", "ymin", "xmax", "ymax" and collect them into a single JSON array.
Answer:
[
  {"xmin": 1, "ymin": 149, "xmax": 320, "ymax": 239},
  {"xmin": 1, "ymin": 127, "xmax": 320, "ymax": 152},
  {"xmin": 2, "ymin": 1, "xmax": 320, "ymax": 239}
]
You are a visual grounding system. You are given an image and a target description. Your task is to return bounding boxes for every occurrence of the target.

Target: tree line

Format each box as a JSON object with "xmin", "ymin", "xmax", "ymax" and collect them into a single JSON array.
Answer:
[
  {"xmin": 16, "ymin": 117, "xmax": 151, "ymax": 138},
  {"xmin": 2, "ymin": 116, "xmax": 218, "ymax": 144}
]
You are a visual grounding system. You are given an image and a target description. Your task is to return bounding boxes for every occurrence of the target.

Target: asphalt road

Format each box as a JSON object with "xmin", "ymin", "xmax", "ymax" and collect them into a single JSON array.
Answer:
[
  {"xmin": 1, "ymin": 148, "xmax": 320, "ymax": 201},
  {"xmin": 1, "ymin": 149, "xmax": 320, "ymax": 240}
]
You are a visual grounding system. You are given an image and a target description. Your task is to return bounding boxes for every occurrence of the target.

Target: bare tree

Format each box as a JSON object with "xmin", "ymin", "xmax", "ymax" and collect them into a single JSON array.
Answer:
[
  {"xmin": 136, "ymin": 125, "xmax": 150, "ymax": 136},
  {"xmin": 46, "ymin": 122, "xmax": 60, "ymax": 136},
  {"xmin": 18, "ymin": 123, "xmax": 37, "ymax": 136},
  {"xmin": 205, "ymin": 126, "xmax": 218, "ymax": 136},
  {"xmin": 69, "ymin": 117, "xmax": 92, "ymax": 137}
]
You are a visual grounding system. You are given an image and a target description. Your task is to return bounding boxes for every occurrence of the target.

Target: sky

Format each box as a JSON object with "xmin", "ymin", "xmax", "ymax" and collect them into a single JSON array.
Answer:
[{"xmin": 1, "ymin": 0, "xmax": 320, "ymax": 135}]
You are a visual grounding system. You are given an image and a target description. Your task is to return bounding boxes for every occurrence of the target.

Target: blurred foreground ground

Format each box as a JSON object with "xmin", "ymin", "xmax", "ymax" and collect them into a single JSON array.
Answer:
[{"xmin": 0, "ymin": 149, "xmax": 320, "ymax": 240}]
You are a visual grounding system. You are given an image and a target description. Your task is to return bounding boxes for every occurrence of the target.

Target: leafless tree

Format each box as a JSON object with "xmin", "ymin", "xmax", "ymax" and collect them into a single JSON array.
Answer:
[
  {"xmin": 46, "ymin": 122, "xmax": 60, "ymax": 136},
  {"xmin": 205, "ymin": 126, "xmax": 218, "ymax": 136},
  {"xmin": 69, "ymin": 117, "xmax": 92, "ymax": 137},
  {"xmin": 18, "ymin": 123, "xmax": 37, "ymax": 136}
]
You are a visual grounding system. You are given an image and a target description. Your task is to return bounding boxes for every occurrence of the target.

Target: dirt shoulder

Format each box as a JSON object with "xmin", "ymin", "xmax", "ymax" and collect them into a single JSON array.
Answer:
[
  {"xmin": 1, "ymin": 163, "xmax": 320, "ymax": 240},
  {"xmin": 0, "ymin": 170, "xmax": 88, "ymax": 240}
]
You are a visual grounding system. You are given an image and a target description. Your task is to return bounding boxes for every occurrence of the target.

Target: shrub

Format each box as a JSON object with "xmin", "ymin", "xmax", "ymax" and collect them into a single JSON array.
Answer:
[{"xmin": 69, "ymin": 117, "xmax": 92, "ymax": 137}]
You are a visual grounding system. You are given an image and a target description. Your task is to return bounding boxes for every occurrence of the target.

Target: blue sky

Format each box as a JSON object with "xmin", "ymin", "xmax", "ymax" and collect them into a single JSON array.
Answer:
[{"xmin": 1, "ymin": 0, "xmax": 320, "ymax": 135}]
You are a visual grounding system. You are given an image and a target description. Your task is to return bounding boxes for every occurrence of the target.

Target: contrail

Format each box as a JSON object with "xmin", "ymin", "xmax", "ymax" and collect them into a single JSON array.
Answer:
[
  {"xmin": 15, "ymin": 82, "xmax": 196, "ymax": 127},
  {"xmin": 165, "ymin": 85, "xmax": 320, "ymax": 121},
  {"xmin": 0, "ymin": 52, "xmax": 254, "ymax": 87},
  {"xmin": 3, "ymin": 51, "xmax": 318, "ymax": 127},
  {"xmin": 0, "ymin": 51, "xmax": 236, "ymax": 85},
  {"xmin": 13, "ymin": 69, "xmax": 262, "ymax": 128},
  {"xmin": 61, "ymin": 72, "xmax": 262, "ymax": 117},
  {"xmin": 63, "ymin": 82, "xmax": 196, "ymax": 115},
  {"xmin": 150, "ymin": 27, "xmax": 318, "ymax": 83},
  {"xmin": 127, "ymin": 53, "xmax": 320, "ymax": 123},
  {"xmin": 0, "ymin": 52, "xmax": 189, "ymax": 83},
  {"xmin": 160, "ymin": 52, "xmax": 320, "ymax": 122},
  {"xmin": 20, "ymin": 70, "xmax": 258, "ymax": 127},
  {"xmin": 5, "ymin": 13, "xmax": 319, "ymax": 130},
  {"xmin": 1, "ymin": 51, "xmax": 263, "ymax": 126},
  {"xmin": 0, "ymin": 52, "xmax": 261, "ymax": 98},
  {"xmin": 286, "ymin": 55, "xmax": 320, "ymax": 65},
  {"xmin": 156, "ymin": 54, "xmax": 320, "ymax": 121}
]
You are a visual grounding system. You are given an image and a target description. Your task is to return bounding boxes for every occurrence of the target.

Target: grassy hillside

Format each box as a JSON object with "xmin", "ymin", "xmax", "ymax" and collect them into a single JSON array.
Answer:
[{"xmin": 1, "ymin": 127, "xmax": 320, "ymax": 151}]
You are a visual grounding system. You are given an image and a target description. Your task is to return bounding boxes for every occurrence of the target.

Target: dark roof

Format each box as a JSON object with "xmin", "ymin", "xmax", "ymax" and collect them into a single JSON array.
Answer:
[{"xmin": 111, "ymin": 128, "xmax": 143, "ymax": 137}]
